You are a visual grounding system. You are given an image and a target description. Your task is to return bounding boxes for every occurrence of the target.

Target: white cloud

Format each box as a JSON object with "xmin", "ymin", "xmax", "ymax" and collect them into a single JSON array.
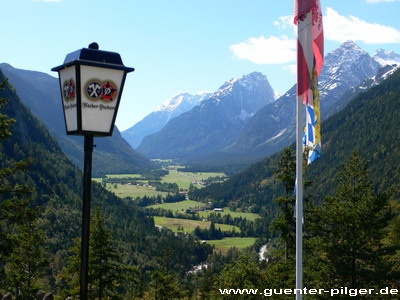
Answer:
[
  {"xmin": 274, "ymin": 16, "xmax": 294, "ymax": 30},
  {"xmin": 230, "ymin": 35, "xmax": 296, "ymax": 65},
  {"xmin": 283, "ymin": 64, "xmax": 297, "ymax": 75},
  {"xmin": 366, "ymin": 0, "xmax": 397, "ymax": 3},
  {"xmin": 325, "ymin": 7, "xmax": 400, "ymax": 44},
  {"xmin": 230, "ymin": 7, "xmax": 400, "ymax": 66}
]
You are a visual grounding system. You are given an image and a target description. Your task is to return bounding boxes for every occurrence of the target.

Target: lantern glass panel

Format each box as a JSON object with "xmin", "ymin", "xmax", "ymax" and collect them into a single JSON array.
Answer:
[
  {"xmin": 59, "ymin": 66, "xmax": 78, "ymax": 132},
  {"xmin": 80, "ymin": 65, "xmax": 125, "ymax": 134}
]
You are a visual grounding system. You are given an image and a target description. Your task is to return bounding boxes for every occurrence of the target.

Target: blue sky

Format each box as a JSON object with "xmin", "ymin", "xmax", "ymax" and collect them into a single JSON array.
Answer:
[{"xmin": 2, "ymin": 0, "xmax": 400, "ymax": 131}]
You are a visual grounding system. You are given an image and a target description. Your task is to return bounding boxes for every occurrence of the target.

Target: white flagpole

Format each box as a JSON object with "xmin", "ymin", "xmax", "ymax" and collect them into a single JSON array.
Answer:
[
  {"xmin": 295, "ymin": 1, "xmax": 323, "ymax": 297},
  {"xmin": 296, "ymin": 93, "xmax": 304, "ymax": 300}
]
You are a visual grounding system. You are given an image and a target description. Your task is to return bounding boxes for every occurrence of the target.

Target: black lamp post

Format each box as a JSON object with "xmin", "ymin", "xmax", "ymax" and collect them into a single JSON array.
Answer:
[{"xmin": 52, "ymin": 43, "xmax": 134, "ymax": 299}]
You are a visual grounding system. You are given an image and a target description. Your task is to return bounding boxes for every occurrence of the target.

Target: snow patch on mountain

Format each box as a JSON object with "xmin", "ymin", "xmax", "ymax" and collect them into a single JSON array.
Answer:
[
  {"xmin": 154, "ymin": 91, "xmax": 211, "ymax": 113},
  {"xmin": 373, "ymin": 49, "xmax": 400, "ymax": 67}
]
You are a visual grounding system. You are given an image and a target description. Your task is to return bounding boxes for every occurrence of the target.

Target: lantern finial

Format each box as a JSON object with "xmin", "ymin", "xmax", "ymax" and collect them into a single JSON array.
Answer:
[{"xmin": 88, "ymin": 42, "xmax": 99, "ymax": 50}]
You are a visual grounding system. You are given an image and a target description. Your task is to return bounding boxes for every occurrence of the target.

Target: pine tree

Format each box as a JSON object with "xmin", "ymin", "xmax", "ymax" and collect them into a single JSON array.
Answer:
[
  {"xmin": 310, "ymin": 152, "xmax": 392, "ymax": 288},
  {"xmin": 211, "ymin": 254, "xmax": 266, "ymax": 299},
  {"xmin": 89, "ymin": 208, "xmax": 126, "ymax": 299},
  {"xmin": 60, "ymin": 208, "xmax": 137, "ymax": 299},
  {"xmin": 4, "ymin": 202, "xmax": 48, "ymax": 298},
  {"xmin": 270, "ymin": 147, "xmax": 296, "ymax": 259},
  {"xmin": 144, "ymin": 268, "xmax": 186, "ymax": 300},
  {"xmin": 0, "ymin": 79, "xmax": 48, "ymax": 298},
  {"xmin": 0, "ymin": 80, "xmax": 14, "ymax": 140}
]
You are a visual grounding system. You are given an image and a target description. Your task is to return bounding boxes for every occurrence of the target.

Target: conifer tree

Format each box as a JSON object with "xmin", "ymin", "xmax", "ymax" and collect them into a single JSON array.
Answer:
[
  {"xmin": 270, "ymin": 147, "xmax": 296, "ymax": 259},
  {"xmin": 0, "ymin": 79, "xmax": 48, "ymax": 298},
  {"xmin": 144, "ymin": 268, "xmax": 186, "ymax": 300},
  {"xmin": 90, "ymin": 208, "xmax": 126, "ymax": 299},
  {"xmin": 60, "ymin": 208, "xmax": 137, "ymax": 299},
  {"xmin": 211, "ymin": 254, "xmax": 266, "ymax": 300},
  {"xmin": 310, "ymin": 152, "xmax": 392, "ymax": 288}
]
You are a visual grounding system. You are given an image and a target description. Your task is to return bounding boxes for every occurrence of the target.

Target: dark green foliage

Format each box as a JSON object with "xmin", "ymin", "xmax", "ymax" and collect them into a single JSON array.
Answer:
[
  {"xmin": 193, "ymin": 68, "xmax": 400, "ymax": 217},
  {"xmin": 0, "ymin": 80, "xmax": 14, "ymax": 139},
  {"xmin": 210, "ymin": 254, "xmax": 267, "ymax": 300},
  {"xmin": 0, "ymin": 63, "xmax": 154, "ymax": 177},
  {"xmin": 307, "ymin": 152, "xmax": 393, "ymax": 289},
  {"xmin": 4, "ymin": 202, "xmax": 48, "ymax": 298},
  {"xmin": 0, "ymin": 71, "xmax": 213, "ymax": 297},
  {"xmin": 60, "ymin": 208, "xmax": 138, "ymax": 299},
  {"xmin": 306, "ymin": 68, "xmax": 400, "ymax": 201},
  {"xmin": 143, "ymin": 267, "xmax": 187, "ymax": 299},
  {"xmin": 190, "ymin": 69, "xmax": 400, "ymax": 297},
  {"xmin": 0, "ymin": 79, "xmax": 48, "ymax": 298},
  {"xmin": 270, "ymin": 148, "xmax": 296, "ymax": 259},
  {"xmin": 154, "ymin": 182, "xmax": 180, "ymax": 193},
  {"xmin": 209, "ymin": 151, "xmax": 396, "ymax": 298}
]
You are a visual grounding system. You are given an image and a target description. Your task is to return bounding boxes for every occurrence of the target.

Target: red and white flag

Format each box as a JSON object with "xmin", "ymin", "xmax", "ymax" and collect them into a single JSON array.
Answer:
[{"xmin": 294, "ymin": 0, "xmax": 324, "ymax": 163}]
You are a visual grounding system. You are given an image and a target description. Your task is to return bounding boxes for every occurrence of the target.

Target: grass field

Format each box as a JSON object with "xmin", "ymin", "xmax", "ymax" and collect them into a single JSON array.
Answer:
[
  {"xmin": 207, "ymin": 237, "xmax": 257, "ymax": 253},
  {"xmin": 148, "ymin": 201, "xmax": 260, "ymax": 221},
  {"xmin": 148, "ymin": 200, "xmax": 207, "ymax": 211},
  {"xmin": 102, "ymin": 183, "xmax": 169, "ymax": 198},
  {"xmin": 105, "ymin": 174, "xmax": 143, "ymax": 178},
  {"xmin": 197, "ymin": 208, "xmax": 260, "ymax": 221},
  {"xmin": 162, "ymin": 170, "xmax": 226, "ymax": 190},
  {"xmin": 93, "ymin": 170, "xmax": 226, "ymax": 198},
  {"xmin": 153, "ymin": 216, "xmax": 240, "ymax": 234}
]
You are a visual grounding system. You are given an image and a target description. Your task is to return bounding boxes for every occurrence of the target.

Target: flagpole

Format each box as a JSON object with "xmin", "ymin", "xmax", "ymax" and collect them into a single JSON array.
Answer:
[
  {"xmin": 296, "ymin": 93, "xmax": 303, "ymax": 300},
  {"xmin": 294, "ymin": 1, "xmax": 324, "ymax": 298}
]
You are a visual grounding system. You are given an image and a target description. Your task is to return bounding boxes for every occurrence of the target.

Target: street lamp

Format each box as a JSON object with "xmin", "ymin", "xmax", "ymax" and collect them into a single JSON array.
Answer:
[{"xmin": 52, "ymin": 43, "xmax": 134, "ymax": 299}]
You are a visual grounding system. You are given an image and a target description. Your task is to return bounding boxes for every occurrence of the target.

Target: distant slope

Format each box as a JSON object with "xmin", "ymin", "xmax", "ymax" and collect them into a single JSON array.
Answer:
[
  {"xmin": 137, "ymin": 72, "xmax": 276, "ymax": 159},
  {"xmin": 192, "ymin": 68, "xmax": 400, "ymax": 217},
  {"xmin": 122, "ymin": 91, "xmax": 211, "ymax": 148},
  {"xmin": 0, "ymin": 63, "xmax": 153, "ymax": 176}
]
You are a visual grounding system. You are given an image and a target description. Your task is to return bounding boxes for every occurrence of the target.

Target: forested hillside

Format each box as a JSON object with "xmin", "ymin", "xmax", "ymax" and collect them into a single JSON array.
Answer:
[
  {"xmin": 0, "ymin": 72, "xmax": 212, "ymax": 298},
  {"xmin": 192, "ymin": 68, "xmax": 400, "ymax": 216},
  {"xmin": 188, "ymin": 67, "xmax": 400, "ymax": 300},
  {"xmin": 0, "ymin": 63, "xmax": 154, "ymax": 176}
]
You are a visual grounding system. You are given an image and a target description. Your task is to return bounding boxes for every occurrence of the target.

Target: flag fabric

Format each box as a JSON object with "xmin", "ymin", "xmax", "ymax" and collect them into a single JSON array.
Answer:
[{"xmin": 294, "ymin": 0, "xmax": 324, "ymax": 164}]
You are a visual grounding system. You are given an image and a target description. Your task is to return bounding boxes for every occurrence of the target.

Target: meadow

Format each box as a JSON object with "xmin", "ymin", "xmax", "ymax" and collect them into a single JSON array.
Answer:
[
  {"xmin": 148, "ymin": 201, "xmax": 260, "ymax": 221},
  {"xmin": 93, "ymin": 169, "xmax": 226, "ymax": 198},
  {"xmin": 162, "ymin": 170, "xmax": 226, "ymax": 189},
  {"xmin": 148, "ymin": 200, "xmax": 207, "ymax": 211},
  {"xmin": 153, "ymin": 216, "xmax": 240, "ymax": 234},
  {"xmin": 93, "ymin": 169, "xmax": 258, "ymax": 252},
  {"xmin": 197, "ymin": 208, "xmax": 260, "ymax": 221},
  {"xmin": 207, "ymin": 237, "xmax": 258, "ymax": 253}
]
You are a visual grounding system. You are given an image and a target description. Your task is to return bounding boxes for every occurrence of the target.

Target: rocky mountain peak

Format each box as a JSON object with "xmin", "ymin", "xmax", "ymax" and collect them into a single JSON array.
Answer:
[
  {"xmin": 154, "ymin": 91, "xmax": 211, "ymax": 113},
  {"xmin": 208, "ymin": 72, "xmax": 275, "ymax": 105},
  {"xmin": 319, "ymin": 40, "xmax": 381, "ymax": 106},
  {"xmin": 373, "ymin": 48, "xmax": 400, "ymax": 67}
]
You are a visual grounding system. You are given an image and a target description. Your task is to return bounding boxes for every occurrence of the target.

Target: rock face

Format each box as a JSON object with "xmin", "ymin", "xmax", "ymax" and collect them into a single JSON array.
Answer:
[
  {"xmin": 137, "ymin": 72, "xmax": 277, "ymax": 159},
  {"xmin": 122, "ymin": 91, "xmax": 211, "ymax": 148}
]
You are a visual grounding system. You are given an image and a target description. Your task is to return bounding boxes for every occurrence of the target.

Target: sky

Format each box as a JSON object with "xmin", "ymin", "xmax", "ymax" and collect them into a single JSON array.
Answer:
[{"xmin": 2, "ymin": 0, "xmax": 400, "ymax": 131}]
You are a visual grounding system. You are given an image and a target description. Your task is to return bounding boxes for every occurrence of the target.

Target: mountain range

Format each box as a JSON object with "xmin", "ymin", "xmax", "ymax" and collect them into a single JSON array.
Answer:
[
  {"xmin": 2, "ymin": 40, "xmax": 399, "ymax": 175},
  {"xmin": 137, "ymin": 71, "xmax": 276, "ymax": 159},
  {"xmin": 222, "ymin": 41, "xmax": 386, "ymax": 159},
  {"xmin": 122, "ymin": 91, "xmax": 211, "ymax": 148},
  {"xmin": 192, "ymin": 66, "xmax": 400, "ymax": 217},
  {"xmin": 135, "ymin": 41, "xmax": 400, "ymax": 169},
  {"xmin": 0, "ymin": 63, "xmax": 153, "ymax": 176}
]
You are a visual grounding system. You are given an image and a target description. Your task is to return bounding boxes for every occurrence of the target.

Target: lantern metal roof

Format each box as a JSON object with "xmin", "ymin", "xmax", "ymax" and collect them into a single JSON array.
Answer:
[{"xmin": 52, "ymin": 44, "xmax": 135, "ymax": 72}]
